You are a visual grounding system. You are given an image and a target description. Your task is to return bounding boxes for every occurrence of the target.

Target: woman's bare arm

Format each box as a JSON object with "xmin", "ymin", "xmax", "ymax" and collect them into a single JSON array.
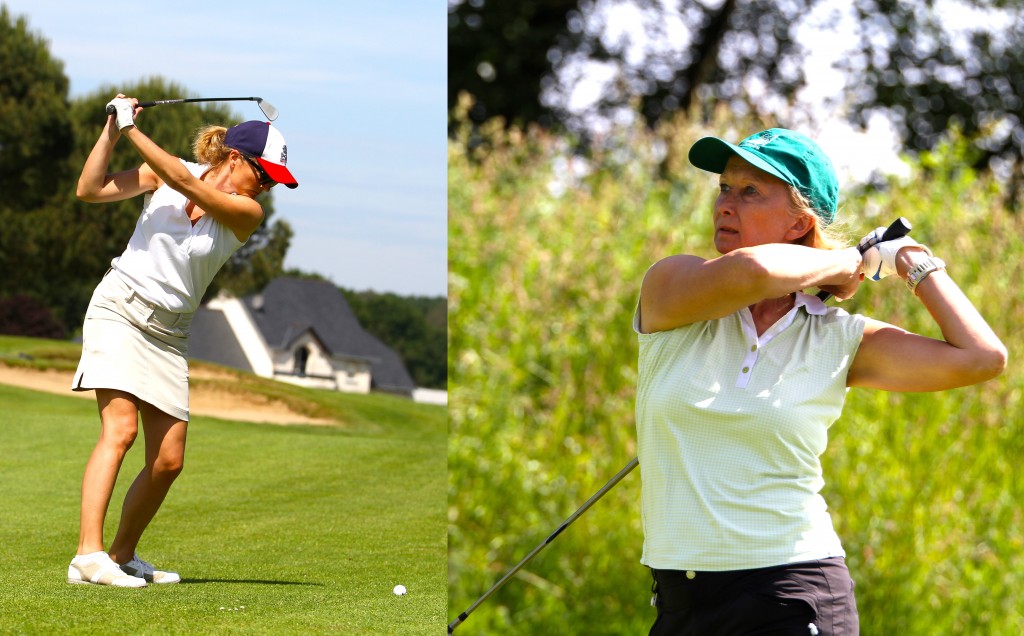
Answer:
[
  {"xmin": 639, "ymin": 244, "xmax": 863, "ymax": 333},
  {"xmin": 848, "ymin": 256, "xmax": 1006, "ymax": 390},
  {"xmin": 76, "ymin": 117, "xmax": 160, "ymax": 203}
]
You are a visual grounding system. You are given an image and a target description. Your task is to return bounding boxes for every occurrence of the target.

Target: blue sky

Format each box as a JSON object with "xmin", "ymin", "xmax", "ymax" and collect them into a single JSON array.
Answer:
[{"xmin": 4, "ymin": 0, "xmax": 447, "ymax": 297}]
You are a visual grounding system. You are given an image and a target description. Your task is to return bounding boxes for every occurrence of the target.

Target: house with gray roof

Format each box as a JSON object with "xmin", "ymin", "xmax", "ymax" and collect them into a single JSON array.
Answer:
[{"xmin": 189, "ymin": 277, "xmax": 416, "ymax": 397}]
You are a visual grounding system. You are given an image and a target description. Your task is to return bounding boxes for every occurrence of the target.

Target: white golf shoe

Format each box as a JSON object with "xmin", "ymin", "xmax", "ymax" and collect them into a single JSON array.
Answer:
[
  {"xmin": 67, "ymin": 552, "xmax": 147, "ymax": 588},
  {"xmin": 118, "ymin": 553, "xmax": 181, "ymax": 584}
]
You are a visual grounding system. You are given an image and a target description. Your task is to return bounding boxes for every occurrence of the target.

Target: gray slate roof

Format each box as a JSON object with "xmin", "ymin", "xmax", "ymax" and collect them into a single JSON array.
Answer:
[
  {"xmin": 244, "ymin": 277, "xmax": 416, "ymax": 393},
  {"xmin": 189, "ymin": 307, "xmax": 255, "ymax": 373}
]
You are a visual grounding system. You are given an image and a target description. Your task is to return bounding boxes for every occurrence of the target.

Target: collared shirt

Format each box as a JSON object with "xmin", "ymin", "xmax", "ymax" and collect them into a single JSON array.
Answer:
[
  {"xmin": 112, "ymin": 160, "xmax": 244, "ymax": 313},
  {"xmin": 634, "ymin": 292, "xmax": 867, "ymax": 570}
]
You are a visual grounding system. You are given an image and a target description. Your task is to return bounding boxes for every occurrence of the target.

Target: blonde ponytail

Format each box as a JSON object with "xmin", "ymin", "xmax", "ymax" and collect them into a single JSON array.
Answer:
[{"xmin": 192, "ymin": 125, "xmax": 231, "ymax": 167}]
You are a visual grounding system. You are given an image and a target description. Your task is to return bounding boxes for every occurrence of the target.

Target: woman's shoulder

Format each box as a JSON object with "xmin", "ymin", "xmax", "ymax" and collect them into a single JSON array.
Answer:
[{"xmin": 635, "ymin": 307, "xmax": 726, "ymax": 343}]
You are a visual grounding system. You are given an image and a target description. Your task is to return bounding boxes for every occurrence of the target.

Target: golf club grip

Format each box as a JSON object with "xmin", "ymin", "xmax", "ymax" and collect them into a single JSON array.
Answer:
[
  {"xmin": 877, "ymin": 216, "xmax": 912, "ymax": 244},
  {"xmin": 816, "ymin": 217, "xmax": 912, "ymax": 301},
  {"xmin": 105, "ymin": 101, "xmax": 158, "ymax": 114}
]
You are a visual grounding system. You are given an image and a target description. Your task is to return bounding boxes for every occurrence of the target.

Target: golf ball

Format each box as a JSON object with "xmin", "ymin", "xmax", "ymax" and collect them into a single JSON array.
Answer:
[{"xmin": 393, "ymin": 584, "xmax": 407, "ymax": 596}]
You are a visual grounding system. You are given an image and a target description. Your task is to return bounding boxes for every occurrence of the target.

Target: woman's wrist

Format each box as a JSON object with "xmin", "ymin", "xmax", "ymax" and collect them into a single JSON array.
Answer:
[
  {"xmin": 894, "ymin": 246, "xmax": 934, "ymax": 278},
  {"xmin": 906, "ymin": 256, "xmax": 947, "ymax": 293}
]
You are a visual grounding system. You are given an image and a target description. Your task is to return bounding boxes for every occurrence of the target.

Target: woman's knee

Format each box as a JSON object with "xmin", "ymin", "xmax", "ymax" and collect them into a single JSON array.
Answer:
[
  {"xmin": 96, "ymin": 390, "xmax": 140, "ymax": 452},
  {"xmin": 100, "ymin": 418, "xmax": 139, "ymax": 453},
  {"xmin": 152, "ymin": 453, "xmax": 185, "ymax": 482}
]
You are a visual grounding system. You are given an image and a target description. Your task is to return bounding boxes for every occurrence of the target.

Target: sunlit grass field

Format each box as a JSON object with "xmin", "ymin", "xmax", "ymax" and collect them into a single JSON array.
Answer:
[
  {"xmin": 0, "ymin": 344, "xmax": 446, "ymax": 635},
  {"xmin": 448, "ymin": 113, "xmax": 1024, "ymax": 634}
]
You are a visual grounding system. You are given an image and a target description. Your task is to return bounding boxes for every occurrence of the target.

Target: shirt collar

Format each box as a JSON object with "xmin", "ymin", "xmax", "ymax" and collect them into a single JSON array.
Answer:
[{"xmin": 794, "ymin": 291, "xmax": 828, "ymax": 316}]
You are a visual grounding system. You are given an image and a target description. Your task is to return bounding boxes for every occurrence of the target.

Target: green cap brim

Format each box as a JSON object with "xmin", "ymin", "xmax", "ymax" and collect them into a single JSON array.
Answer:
[{"xmin": 687, "ymin": 137, "xmax": 794, "ymax": 187}]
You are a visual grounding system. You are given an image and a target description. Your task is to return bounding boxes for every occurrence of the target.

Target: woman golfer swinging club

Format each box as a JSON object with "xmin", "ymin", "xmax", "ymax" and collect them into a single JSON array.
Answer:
[
  {"xmin": 67, "ymin": 95, "xmax": 298, "ymax": 587},
  {"xmin": 635, "ymin": 128, "xmax": 1006, "ymax": 634}
]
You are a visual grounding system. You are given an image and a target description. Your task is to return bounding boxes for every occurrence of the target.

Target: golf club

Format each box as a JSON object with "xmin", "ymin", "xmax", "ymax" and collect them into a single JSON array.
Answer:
[
  {"xmin": 105, "ymin": 97, "xmax": 279, "ymax": 121},
  {"xmin": 448, "ymin": 456, "xmax": 640, "ymax": 633},
  {"xmin": 817, "ymin": 216, "xmax": 912, "ymax": 301}
]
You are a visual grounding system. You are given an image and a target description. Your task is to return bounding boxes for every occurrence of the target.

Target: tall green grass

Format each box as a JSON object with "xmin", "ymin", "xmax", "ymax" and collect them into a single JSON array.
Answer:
[
  {"xmin": 0, "ymin": 366, "xmax": 446, "ymax": 634},
  {"xmin": 448, "ymin": 113, "xmax": 1024, "ymax": 634}
]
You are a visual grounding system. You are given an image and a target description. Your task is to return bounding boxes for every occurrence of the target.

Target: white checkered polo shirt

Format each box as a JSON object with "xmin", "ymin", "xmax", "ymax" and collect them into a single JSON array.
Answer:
[{"xmin": 634, "ymin": 292, "xmax": 867, "ymax": 571}]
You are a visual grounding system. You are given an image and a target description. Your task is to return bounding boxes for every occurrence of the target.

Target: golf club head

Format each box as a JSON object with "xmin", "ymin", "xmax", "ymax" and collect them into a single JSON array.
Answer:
[{"xmin": 256, "ymin": 99, "xmax": 279, "ymax": 121}]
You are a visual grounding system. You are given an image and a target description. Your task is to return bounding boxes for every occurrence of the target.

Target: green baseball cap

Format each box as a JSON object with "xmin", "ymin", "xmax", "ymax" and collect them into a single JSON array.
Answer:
[{"xmin": 688, "ymin": 128, "xmax": 839, "ymax": 225}]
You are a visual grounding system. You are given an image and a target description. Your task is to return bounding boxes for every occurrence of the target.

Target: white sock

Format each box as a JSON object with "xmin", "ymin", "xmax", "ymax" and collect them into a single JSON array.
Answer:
[{"xmin": 73, "ymin": 551, "xmax": 107, "ymax": 563}]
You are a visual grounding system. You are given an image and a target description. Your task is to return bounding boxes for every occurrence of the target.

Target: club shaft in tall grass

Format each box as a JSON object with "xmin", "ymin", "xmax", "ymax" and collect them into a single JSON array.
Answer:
[{"xmin": 449, "ymin": 456, "xmax": 640, "ymax": 633}]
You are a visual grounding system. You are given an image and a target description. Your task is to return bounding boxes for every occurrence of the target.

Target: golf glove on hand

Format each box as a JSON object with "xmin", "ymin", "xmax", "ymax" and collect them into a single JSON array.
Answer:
[
  {"xmin": 106, "ymin": 98, "xmax": 136, "ymax": 130},
  {"xmin": 856, "ymin": 226, "xmax": 890, "ymax": 254},
  {"xmin": 862, "ymin": 236, "xmax": 931, "ymax": 281}
]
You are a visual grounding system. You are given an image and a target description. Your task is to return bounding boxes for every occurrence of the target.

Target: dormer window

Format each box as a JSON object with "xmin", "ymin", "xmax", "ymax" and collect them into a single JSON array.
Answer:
[{"xmin": 294, "ymin": 346, "xmax": 309, "ymax": 377}]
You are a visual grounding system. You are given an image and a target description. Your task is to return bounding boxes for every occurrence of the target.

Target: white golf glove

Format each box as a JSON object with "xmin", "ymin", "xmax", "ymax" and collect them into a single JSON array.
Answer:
[
  {"xmin": 862, "ymin": 236, "xmax": 931, "ymax": 281},
  {"xmin": 856, "ymin": 226, "xmax": 890, "ymax": 254},
  {"xmin": 105, "ymin": 97, "xmax": 136, "ymax": 130}
]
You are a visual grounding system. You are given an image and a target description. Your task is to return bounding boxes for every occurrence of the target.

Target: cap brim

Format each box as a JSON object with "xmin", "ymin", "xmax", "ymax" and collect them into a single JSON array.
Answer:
[
  {"xmin": 258, "ymin": 158, "xmax": 298, "ymax": 189},
  {"xmin": 688, "ymin": 136, "xmax": 790, "ymax": 185}
]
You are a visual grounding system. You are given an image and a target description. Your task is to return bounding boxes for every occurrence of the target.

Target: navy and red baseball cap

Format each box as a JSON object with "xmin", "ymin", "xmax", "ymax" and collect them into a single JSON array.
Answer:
[{"xmin": 224, "ymin": 121, "xmax": 298, "ymax": 189}]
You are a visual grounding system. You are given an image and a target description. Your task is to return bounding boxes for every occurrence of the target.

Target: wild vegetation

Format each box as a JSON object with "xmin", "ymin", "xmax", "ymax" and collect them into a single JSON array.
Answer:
[{"xmin": 448, "ymin": 109, "xmax": 1024, "ymax": 634}]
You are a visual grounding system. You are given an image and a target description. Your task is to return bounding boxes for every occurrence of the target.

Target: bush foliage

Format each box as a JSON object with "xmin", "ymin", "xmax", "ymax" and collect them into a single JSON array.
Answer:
[
  {"xmin": 343, "ymin": 288, "xmax": 448, "ymax": 389},
  {"xmin": 448, "ymin": 107, "xmax": 1024, "ymax": 634}
]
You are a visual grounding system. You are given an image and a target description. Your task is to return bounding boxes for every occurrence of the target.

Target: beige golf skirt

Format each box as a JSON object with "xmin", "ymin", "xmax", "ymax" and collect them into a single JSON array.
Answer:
[{"xmin": 72, "ymin": 270, "xmax": 193, "ymax": 421}]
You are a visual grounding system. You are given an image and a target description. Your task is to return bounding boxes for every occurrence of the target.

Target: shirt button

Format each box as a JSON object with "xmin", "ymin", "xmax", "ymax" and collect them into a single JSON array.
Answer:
[
  {"xmin": 742, "ymin": 367, "xmax": 750, "ymax": 373},
  {"xmin": 751, "ymin": 344, "xmax": 757, "ymax": 352},
  {"xmin": 686, "ymin": 571, "xmax": 696, "ymax": 579}
]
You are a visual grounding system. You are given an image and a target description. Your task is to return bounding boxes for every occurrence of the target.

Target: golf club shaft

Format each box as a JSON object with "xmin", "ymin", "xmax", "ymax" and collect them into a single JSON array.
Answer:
[
  {"xmin": 136, "ymin": 97, "xmax": 263, "ymax": 108},
  {"xmin": 104, "ymin": 96, "xmax": 279, "ymax": 121},
  {"xmin": 817, "ymin": 216, "xmax": 912, "ymax": 301},
  {"xmin": 448, "ymin": 456, "xmax": 640, "ymax": 633}
]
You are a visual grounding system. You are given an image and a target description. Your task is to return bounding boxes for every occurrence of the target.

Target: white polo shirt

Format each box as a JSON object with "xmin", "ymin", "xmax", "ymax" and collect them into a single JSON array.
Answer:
[
  {"xmin": 111, "ymin": 160, "xmax": 244, "ymax": 313},
  {"xmin": 634, "ymin": 292, "xmax": 866, "ymax": 570}
]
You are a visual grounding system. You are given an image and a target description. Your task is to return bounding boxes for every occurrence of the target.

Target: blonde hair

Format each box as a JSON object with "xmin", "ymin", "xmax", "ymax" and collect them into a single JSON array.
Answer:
[
  {"xmin": 787, "ymin": 187, "xmax": 849, "ymax": 250},
  {"xmin": 192, "ymin": 125, "xmax": 232, "ymax": 167}
]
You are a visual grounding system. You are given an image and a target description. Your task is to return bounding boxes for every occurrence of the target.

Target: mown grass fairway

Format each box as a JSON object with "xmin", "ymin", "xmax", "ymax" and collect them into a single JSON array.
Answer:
[{"xmin": 0, "ymin": 369, "xmax": 446, "ymax": 634}]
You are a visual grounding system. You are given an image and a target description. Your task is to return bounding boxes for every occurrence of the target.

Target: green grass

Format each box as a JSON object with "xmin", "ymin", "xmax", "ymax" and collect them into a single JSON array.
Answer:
[
  {"xmin": 0, "ymin": 335, "xmax": 82, "ymax": 371},
  {"xmin": 0, "ymin": 350, "xmax": 446, "ymax": 635}
]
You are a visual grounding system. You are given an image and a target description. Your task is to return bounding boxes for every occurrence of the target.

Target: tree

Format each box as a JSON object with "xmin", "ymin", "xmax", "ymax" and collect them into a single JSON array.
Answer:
[
  {"xmin": 0, "ymin": 6, "xmax": 73, "ymax": 213},
  {"xmin": 341, "ymin": 289, "xmax": 447, "ymax": 389},
  {"xmin": 0, "ymin": 294, "xmax": 66, "ymax": 339},
  {"xmin": 0, "ymin": 7, "xmax": 74, "ymax": 307},
  {"xmin": 449, "ymin": 0, "xmax": 1024, "ymax": 197},
  {"xmin": 448, "ymin": 0, "xmax": 582, "ymax": 130},
  {"xmin": 448, "ymin": 0, "xmax": 814, "ymax": 134},
  {"xmin": 842, "ymin": 0, "xmax": 1024, "ymax": 199}
]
